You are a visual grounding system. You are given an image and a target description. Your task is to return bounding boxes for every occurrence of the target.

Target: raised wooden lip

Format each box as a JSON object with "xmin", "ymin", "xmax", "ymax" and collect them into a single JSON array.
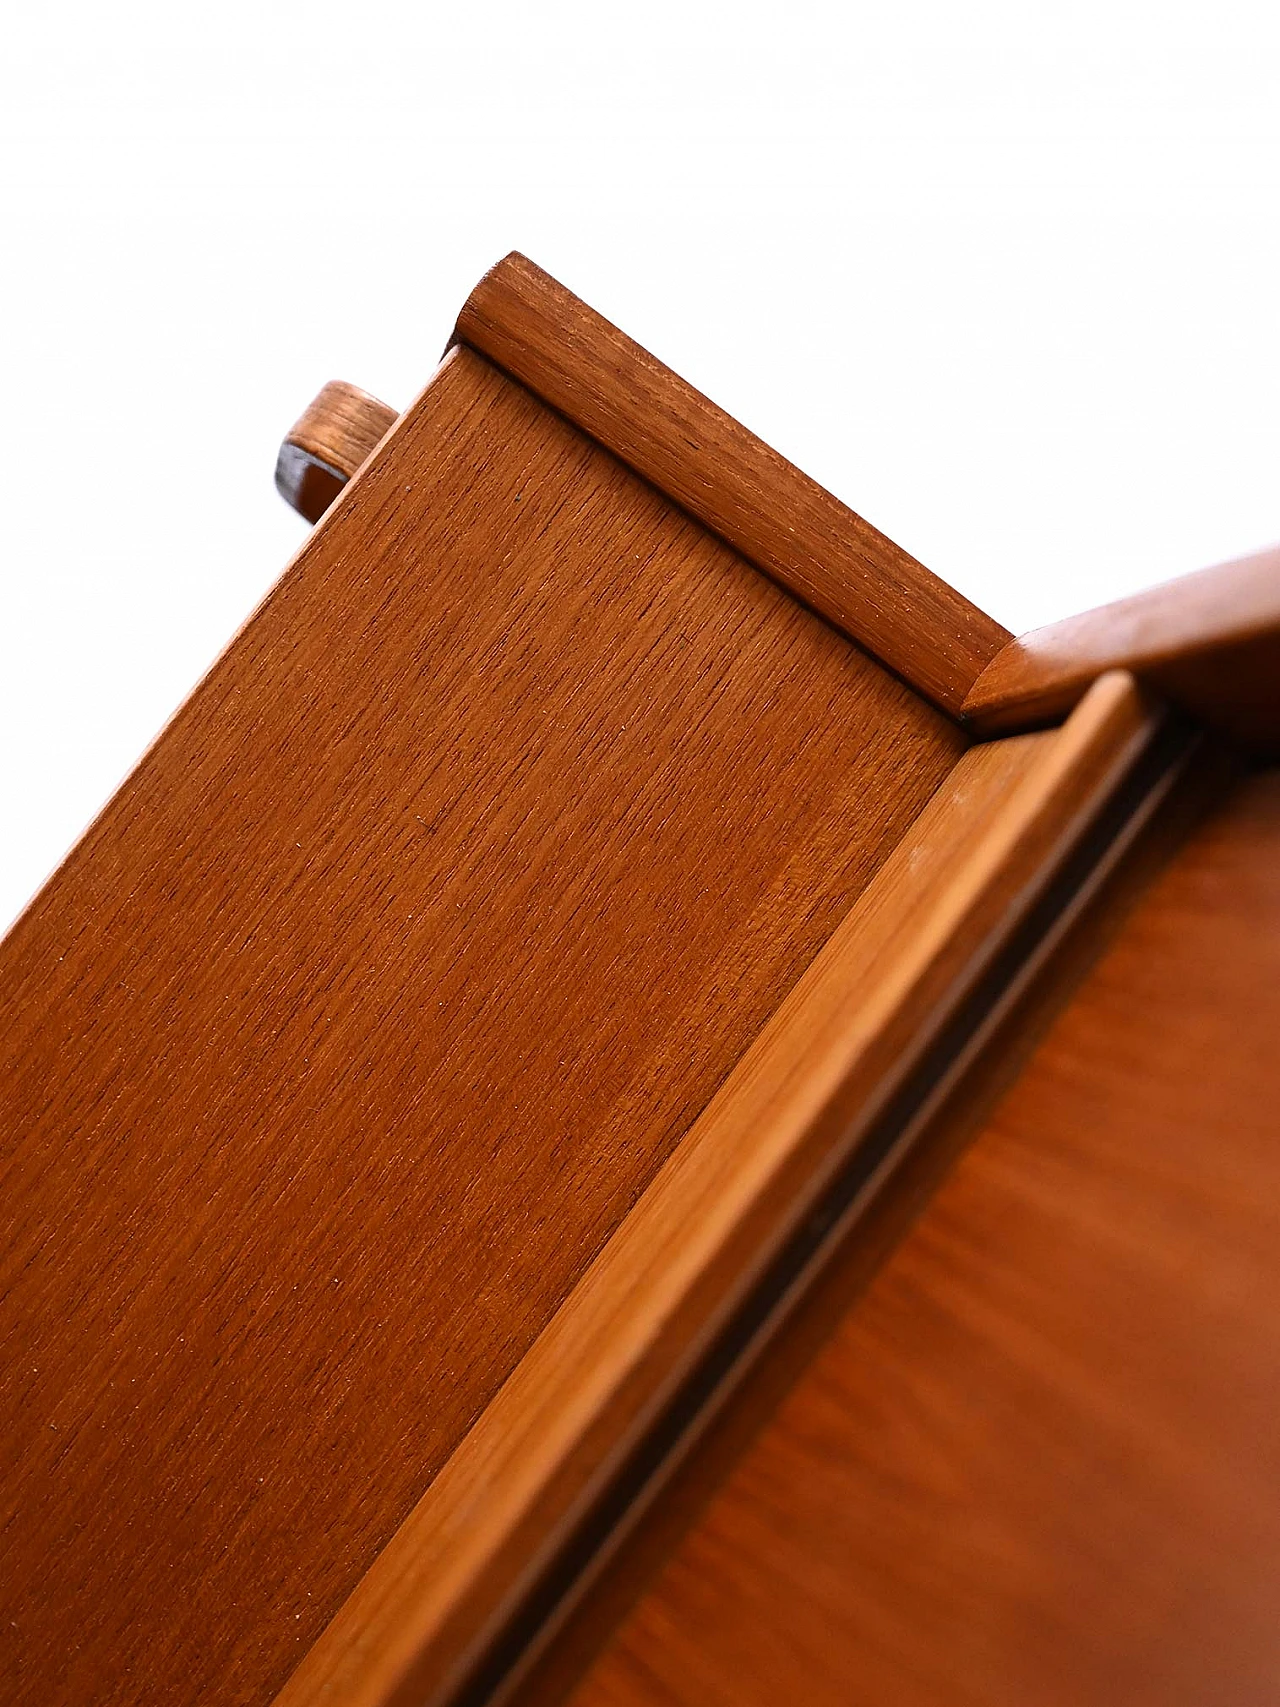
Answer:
[
  {"xmin": 273, "ymin": 671, "xmax": 1171, "ymax": 1707},
  {"xmin": 963, "ymin": 543, "xmax": 1280, "ymax": 753},
  {"xmin": 450, "ymin": 252, "xmax": 1009, "ymax": 717}
]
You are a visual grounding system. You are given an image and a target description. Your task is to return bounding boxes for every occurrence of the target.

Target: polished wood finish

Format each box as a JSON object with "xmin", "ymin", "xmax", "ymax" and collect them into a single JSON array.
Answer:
[
  {"xmin": 9, "ymin": 248, "xmax": 1274, "ymax": 1707},
  {"xmin": 274, "ymin": 673, "xmax": 1159, "ymax": 1707},
  {"xmin": 964, "ymin": 543, "xmax": 1280, "ymax": 753},
  {"xmin": 454, "ymin": 254, "xmax": 1009, "ymax": 716},
  {"xmin": 556, "ymin": 766, "xmax": 1280, "ymax": 1707},
  {"xmin": 276, "ymin": 379, "xmax": 400, "ymax": 521},
  {"xmin": 0, "ymin": 342, "xmax": 964, "ymax": 1707}
]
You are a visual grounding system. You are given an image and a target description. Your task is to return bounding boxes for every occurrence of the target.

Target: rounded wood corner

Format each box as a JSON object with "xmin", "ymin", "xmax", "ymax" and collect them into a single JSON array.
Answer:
[{"xmin": 276, "ymin": 380, "xmax": 400, "ymax": 523}]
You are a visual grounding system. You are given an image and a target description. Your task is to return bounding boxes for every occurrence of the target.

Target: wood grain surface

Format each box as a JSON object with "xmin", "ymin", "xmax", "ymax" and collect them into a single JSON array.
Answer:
[
  {"xmin": 0, "ymin": 345, "xmax": 963, "ymax": 1707},
  {"xmin": 453, "ymin": 254, "xmax": 1009, "ymax": 716},
  {"xmin": 558, "ymin": 766, "xmax": 1280, "ymax": 1707},
  {"xmin": 273, "ymin": 674, "xmax": 1160, "ymax": 1707},
  {"xmin": 276, "ymin": 380, "xmax": 401, "ymax": 523},
  {"xmin": 963, "ymin": 542, "xmax": 1280, "ymax": 752}
]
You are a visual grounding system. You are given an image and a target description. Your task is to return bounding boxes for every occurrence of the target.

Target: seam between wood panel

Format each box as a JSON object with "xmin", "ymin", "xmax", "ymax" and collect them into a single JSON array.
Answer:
[
  {"xmin": 271, "ymin": 673, "xmax": 1177, "ymax": 1707},
  {"xmin": 440, "ymin": 345, "xmax": 973, "ymax": 738}
]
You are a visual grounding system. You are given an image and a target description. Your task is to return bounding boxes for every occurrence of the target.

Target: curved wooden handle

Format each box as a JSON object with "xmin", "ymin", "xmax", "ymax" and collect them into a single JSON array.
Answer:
[{"xmin": 275, "ymin": 380, "xmax": 399, "ymax": 522}]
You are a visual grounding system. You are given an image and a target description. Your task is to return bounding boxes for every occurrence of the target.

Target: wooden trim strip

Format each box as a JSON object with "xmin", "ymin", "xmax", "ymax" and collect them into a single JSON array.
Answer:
[
  {"xmin": 963, "ymin": 544, "xmax": 1280, "ymax": 754},
  {"xmin": 451, "ymin": 253, "xmax": 1009, "ymax": 717},
  {"xmin": 273, "ymin": 672, "xmax": 1162, "ymax": 1707}
]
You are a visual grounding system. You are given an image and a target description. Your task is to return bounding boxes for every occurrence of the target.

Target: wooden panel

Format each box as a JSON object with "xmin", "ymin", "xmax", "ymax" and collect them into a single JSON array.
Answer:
[
  {"xmin": 0, "ymin": 347, "xmax": 964, "ymax": 1707},
  {"xmin": 454, "ymin": 254, "xmax": 1009, "ymax": 716},
  {"xmin": 560, "ymin": 767, "xmax": 1280, "ymax": 1707},
  {"xmin": 963, "ymin": 543, "xmax": 1280, "ymax": 753},
  {"xmin": 275, "ymin": 674, "xmax": 1162, "ymax": 1707}
]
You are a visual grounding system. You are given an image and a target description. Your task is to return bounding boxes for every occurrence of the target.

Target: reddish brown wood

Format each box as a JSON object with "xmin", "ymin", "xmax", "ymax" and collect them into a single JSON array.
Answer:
[
  {"xmin": 0, "ymin": 345, "xmax": 964, "ymax": 1707},
  {"xmin": 556, "ymin": 767, "xmax": 1280, "ymax": 1707},
  {"xmin": 453, "ymin": 254, "xmax": 1010, "ymax": 716},
  {"xmin": 963, "ymin": 543, "xmax": 1280, "ymax": 752},
  {"xmin": 273, "ymin": 674, "xmax": 1159, "ymax": 1707},
  {"xmin": 276, "ymin": 380, "xmax": 400, "ymax": 522}
]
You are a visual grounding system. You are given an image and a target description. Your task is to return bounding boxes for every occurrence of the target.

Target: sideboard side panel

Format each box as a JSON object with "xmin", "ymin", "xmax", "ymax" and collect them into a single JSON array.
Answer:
[{"xmin": 0, "ymin": 348, "xmax": 963, "ymax": 1707}]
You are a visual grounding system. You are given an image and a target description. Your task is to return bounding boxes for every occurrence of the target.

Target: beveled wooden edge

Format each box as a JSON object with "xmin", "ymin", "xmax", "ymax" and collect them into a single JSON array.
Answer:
[
  {"xmin": 963, "ymin": 544, "xmax": 1280, "ymax": 753},
  {"xmin": 276, "ymin": 380, "xmax": 401, "ymax": 523},
  {"xmin": 450, "ymin": 253, "xmax": 1010, "ymax": 717},
  {"xmin": 273, "ymin": 671, "xmax": 1162, "ymax": 1707}
]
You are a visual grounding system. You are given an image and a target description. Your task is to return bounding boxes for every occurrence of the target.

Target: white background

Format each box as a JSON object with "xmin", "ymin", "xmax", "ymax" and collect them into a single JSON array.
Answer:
[{"xmin": 3, "ymin": 1, "xmax": 1279, "ymax": 930}]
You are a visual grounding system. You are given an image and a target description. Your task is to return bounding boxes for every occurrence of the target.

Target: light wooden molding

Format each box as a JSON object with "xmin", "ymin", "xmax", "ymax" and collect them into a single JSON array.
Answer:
[{"xmin": 274, "ymin": 671, "xmax": 1168, "ymax": 1707}]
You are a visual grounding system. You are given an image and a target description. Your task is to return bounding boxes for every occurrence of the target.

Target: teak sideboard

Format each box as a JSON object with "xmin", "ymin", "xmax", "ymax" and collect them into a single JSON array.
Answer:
[{"xmin": 3, "ymin": 254, "xmax": 1279, "ymax": 1707}]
